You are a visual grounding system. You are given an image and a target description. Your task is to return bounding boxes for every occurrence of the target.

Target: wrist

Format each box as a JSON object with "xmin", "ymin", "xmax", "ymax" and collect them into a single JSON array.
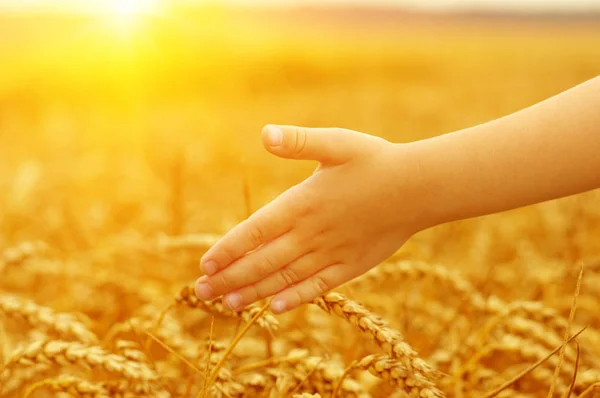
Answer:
[
  {"xmin": 398, "ymin": 128, "xmax": 488, "ymax": 230},
  {"xmin": 387, "ymin": 141, "xmax": 446, "ymax": 232}
]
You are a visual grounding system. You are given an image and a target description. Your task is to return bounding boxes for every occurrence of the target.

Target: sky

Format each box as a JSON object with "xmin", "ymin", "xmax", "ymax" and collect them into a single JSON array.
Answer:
[{"xmin": 0, "ymin": 0, "xmax": 599, "ymax": 13}]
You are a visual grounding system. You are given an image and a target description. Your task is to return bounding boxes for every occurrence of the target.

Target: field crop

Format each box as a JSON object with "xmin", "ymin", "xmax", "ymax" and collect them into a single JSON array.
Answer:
[{"xmin": 1, "ymin": 6, "xmax": 600, "ymax": 397}]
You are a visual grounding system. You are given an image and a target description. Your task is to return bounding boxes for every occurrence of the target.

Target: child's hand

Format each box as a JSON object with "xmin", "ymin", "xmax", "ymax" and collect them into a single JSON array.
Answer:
[
  {"xmin": 192, "ymin": 76, "xmax": 599, "ymax": 315},
  {"xmin": 195, "ymin": 125, "xmax": 426, "ymax": 314}
]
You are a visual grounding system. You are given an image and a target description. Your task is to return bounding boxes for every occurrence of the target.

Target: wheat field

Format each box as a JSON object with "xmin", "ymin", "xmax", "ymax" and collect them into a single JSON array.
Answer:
[{"xmin": 1, "ymin": 5, "xmax": 600, "ymax": 397}]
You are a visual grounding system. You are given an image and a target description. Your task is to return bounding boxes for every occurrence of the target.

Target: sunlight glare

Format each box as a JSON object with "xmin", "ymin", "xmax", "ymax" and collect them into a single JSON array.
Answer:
[{"xmin": 105, "ymin": 0, "xmax": 160, "ymax": 31}]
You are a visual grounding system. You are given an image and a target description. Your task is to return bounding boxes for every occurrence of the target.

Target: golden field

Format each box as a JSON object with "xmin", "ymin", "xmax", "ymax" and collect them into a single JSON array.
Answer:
[{"xmin": 1, "ymin": 5, "xmax": 600, "ymax": 397}]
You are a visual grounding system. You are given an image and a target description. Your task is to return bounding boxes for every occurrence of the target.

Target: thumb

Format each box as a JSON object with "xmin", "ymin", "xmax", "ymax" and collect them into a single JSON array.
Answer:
[{"xmin": 261, "ymin": 125, "xmax": 359, "ymax": 164}]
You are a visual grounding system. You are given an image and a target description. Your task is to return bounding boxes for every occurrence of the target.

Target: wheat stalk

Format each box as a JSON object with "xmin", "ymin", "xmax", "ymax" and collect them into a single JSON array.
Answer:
[
  {"xmin": 0, "ymin": 241, "xmax": 49, "ymax": 273},
  {"xmin": 3, "ymin": 339, "xmax": 158, "ymax": 382},
  {"xmin": 23, "ymin": 375, "xmax": 110, "ymax": 398},
  {"xmin": 312, "ymin": 292, "xmax": 443, "ymax": 397},
  {"xmin": 0, "ymin": 294, "xmax": 97, "ymax": 344},
  {"xmin": 175, "ymin": 285, "xmax": 279, "ymax": 332}
]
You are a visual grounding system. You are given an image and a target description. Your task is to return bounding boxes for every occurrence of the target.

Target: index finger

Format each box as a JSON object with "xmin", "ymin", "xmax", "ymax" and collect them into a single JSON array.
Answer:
[{"xmin": 200, "ymin": 195, "xmax": 295, "ymax": 275}]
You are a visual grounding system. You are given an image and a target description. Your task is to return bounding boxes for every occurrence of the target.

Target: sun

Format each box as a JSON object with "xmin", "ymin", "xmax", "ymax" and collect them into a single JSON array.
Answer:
[
  {"xmin": 102, "ymin": 0, "xmax": 161, "ymax": 30},
  {"xmin": 113, "ymin": 0, "xmax": 155, "ymax": 18}
]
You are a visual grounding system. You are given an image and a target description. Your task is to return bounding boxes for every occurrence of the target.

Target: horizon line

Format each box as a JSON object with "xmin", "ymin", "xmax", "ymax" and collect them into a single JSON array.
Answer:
[{"xmin": 1, "ymin": 2, "xmax": 600, "ymax": 16}]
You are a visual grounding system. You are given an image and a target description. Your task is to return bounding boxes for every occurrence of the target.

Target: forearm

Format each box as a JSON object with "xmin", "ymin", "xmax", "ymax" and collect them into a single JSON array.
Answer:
[{"xmin": 406, "ymin": 76, "xmax": 600, "ymax": 228}]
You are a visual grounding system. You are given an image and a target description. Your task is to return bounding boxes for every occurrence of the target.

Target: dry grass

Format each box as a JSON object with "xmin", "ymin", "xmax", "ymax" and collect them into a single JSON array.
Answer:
[{"xmin": 1, "ymin": 6, "xmax": 600, "ymax": 397}]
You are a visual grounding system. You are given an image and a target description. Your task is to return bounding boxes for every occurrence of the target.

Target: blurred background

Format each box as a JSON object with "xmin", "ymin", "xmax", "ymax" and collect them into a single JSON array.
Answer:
[{"xmin": 1, "ymin": 0, "xmax": 600, "ymax": 285}]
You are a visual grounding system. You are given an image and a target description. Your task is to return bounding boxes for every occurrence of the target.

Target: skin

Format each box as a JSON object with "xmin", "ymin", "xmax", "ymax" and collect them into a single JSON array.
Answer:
[{"xmin": 195, "ymin": 76, "xmax": 600, "ymax": 314}]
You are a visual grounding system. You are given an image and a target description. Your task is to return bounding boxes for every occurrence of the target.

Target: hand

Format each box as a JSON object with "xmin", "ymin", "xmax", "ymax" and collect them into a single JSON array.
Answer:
[{"xmin": 195, "ymin": 125, "xmax": 426, "ymax": 314}]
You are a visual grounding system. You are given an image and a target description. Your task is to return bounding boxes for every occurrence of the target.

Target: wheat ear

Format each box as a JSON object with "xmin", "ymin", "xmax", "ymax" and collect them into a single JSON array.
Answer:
[
  {"xmin": 0, "ymin": 294, "xmax": 97, "ymax": 344},
  {"xmin": 312, "ymin": 292, "xmax": 443, "ymax": 397}
]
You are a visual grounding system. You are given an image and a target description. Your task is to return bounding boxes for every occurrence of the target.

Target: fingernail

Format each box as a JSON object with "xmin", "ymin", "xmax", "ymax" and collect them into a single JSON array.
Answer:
[
  {"xmin": 271, "ymin": 299, "xmax": 287, "ymax": 314},
  {"xmin": 202, "ymin": 260, "xmax": 218, "ymax": 276},
  {"xmin": 195, "ymin": 282, "xmax": 214, "ymax": 300},
  {"xmin": 225, "ymin": 293, "xmax": 242, "ymax": 310},
  {"xmin": 267, "ymin": 126, "xmax": 283, "ymax": 147}
]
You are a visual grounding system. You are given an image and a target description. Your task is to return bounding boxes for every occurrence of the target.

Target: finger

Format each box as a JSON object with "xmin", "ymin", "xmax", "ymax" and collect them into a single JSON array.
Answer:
[
  {"xmin": 196, "ymin": 233, "xmax": 305, "ymax": 300},
  {"xmin": 221, "ymin": 251, "xmax": 327, "ymax": 310},
  {"xmin": 200, "ymin": 197, "xmax": 294, "ymax": 276},
  {"xmin": 262, "ymin": 125, "xmax": 363, "ymax": 165},
  {"xmin": 270, "ymin": 263, "xmax": 355, "ymax": 314}
]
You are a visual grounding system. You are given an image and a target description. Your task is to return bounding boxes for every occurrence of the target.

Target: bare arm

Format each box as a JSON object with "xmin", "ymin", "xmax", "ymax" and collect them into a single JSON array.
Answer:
[{"xmin": 411, "ymin": 76, "xmax": 600, "ymax": 227}]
